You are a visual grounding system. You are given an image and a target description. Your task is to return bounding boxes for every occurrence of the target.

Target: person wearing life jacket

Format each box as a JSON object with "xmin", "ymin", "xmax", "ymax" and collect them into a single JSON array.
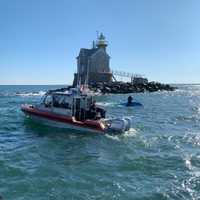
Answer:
[
  {"xmin": 90, "ymin": 100, "xmax": 96, "ymax": 111},
  {"xmin": 88, "ymin": 100, "xmax": 106, "ymax": 120},
  {"xmin": 89, "ymin": 100, "xmax": 97, "ymax": 119},
  {"xmin": 127, "ymin": 96, "xmax": 133, "ymax": 106}
]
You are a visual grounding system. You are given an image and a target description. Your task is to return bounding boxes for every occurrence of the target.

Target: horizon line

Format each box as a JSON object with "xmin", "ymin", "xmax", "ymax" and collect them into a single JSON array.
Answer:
[{"xmin": 0, "ymin": 83, "xmax": 200, "ymax": 86}]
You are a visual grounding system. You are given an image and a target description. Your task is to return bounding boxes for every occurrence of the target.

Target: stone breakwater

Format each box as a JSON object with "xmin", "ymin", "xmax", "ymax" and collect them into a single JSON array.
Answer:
[
  {"xmin": 89, "ymin": 81, "xmax": 176, "ymax": 94},
  {"xmin": 52, "ymin": 82, "xmax": 176, "ymax": 94}
]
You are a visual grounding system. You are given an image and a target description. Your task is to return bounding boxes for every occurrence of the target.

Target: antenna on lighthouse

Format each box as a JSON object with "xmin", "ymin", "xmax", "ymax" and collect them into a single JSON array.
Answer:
[{"xmin": 96, "ymin": 31, "xmax": 99, "ymax": 39}]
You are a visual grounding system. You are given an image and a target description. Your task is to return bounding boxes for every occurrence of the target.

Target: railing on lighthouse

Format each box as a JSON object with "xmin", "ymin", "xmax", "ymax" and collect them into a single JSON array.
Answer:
[{"xmin": 112, "ymin": 70, "xmax": 146, "ymax": 82}]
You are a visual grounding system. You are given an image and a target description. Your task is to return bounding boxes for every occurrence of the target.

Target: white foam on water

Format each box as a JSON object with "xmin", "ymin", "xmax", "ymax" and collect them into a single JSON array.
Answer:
[
  {"xmin": 124, "ymin": 128, "xmax": 138, "ymax": 137},
  {"xmin": 174, "ymin": 89, "xmax": 185, "ymax": 93},
  {"xmin": 105, "ymin": 128, "xmax": 137, "ymax": 140},
  {"xmin": 105, "ymin": 134, "xmax": 120, "ymax": 141},
  {"xmin": 16, "ymin": 91, "xmax": 46, "ymax": 97},
  {"xmin": 185, "ymin": 157, "xmax": 192, "ymax": 170},
  {"xmin": 96, "ymin": 102, "xmax": 116, "ymax": 107}
]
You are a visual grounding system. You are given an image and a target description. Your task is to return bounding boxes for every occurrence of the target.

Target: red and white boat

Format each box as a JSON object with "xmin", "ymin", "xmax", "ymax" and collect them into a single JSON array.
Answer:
[{"xmin": 21, "ymin": 87, "xmax": 131, "ymax": 134}]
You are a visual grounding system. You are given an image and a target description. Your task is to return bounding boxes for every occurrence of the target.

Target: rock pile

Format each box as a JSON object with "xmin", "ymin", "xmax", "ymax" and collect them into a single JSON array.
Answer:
[
  {"xmin": 89, "ymin": 81, "xmax": 176, "ymax": 94},
  {"xmin": 51, "ymin": 82, "xmax": 176, "ymax": 94}
]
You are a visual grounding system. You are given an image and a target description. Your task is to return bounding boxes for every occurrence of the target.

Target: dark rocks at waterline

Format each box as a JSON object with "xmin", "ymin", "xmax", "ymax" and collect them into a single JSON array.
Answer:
[
  {"xmin": 89, "ymin": 82, "xmax": 176, "ymax": 94},
  {"xmin": 48, "ymin": 82, "xmax": 176, "ymax": 94}
]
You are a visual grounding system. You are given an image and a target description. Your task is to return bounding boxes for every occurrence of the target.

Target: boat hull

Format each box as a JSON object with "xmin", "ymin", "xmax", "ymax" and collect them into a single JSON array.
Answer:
[
  {"xmin": 26, "ymin": 114, "xmax": 104, "ymax": 134},
  {"xmin": 21, "ymin": 105, "xmax": 105, "ymax": 134}
]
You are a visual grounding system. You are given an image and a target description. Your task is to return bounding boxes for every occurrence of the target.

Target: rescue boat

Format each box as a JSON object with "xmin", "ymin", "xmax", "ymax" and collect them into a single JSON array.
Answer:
[{"xmin": 21, "ymin": 87, "xmax": 132, "ymax": 134}]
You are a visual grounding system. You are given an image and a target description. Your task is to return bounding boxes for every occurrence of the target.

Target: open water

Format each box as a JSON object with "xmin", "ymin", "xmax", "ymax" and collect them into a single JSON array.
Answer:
[{"xmin": 0, "ymin": 84, "xmax": 200, "ymax": 200}]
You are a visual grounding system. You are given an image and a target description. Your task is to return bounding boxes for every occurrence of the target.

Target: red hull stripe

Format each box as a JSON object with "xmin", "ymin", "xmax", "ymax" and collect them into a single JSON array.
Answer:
[{"xmin": 21, "ymin": 106, "xmax": 104, "ymax": 132}]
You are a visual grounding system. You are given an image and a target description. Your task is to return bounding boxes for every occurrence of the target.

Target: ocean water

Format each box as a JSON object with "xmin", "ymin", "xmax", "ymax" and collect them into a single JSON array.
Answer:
[{"xmin": 0, "ymin": 84, "xmax": 200, "ymax": 200}]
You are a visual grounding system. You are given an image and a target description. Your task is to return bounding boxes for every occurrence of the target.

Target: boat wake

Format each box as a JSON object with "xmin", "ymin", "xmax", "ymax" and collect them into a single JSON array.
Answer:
[
  {"xmin": 105, "ymin": 128, "xmax": 137, "ymax": 140},
  {"xmin": 124, "ymin": 127, "xmax": 138, "ymax": 136}
]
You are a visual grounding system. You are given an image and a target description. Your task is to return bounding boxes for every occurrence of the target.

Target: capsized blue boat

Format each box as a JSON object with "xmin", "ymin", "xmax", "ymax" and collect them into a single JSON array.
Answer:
[{"xmin": 121, "ymin": 102, "xmax": 143, "ymax": 107}]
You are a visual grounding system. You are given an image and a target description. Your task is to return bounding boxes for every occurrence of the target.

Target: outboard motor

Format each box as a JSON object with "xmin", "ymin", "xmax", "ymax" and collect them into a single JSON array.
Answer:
[
  {"xmin": 123, "ymin": 117, "xmax": 132, "ymax": 131},
  {"xmin": 106, "ymin": 117, "xmax": 132, "ymax": 133}
]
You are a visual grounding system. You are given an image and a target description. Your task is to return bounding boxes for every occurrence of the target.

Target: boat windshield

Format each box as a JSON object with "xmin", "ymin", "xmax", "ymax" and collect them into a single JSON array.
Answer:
[
  {"xmin": 43, "ymin": 94, "xmax": 52, "ymax": 107},
  {"xmin": 52, "ymin": 94, "xmax": 71, "ymax": 109}
]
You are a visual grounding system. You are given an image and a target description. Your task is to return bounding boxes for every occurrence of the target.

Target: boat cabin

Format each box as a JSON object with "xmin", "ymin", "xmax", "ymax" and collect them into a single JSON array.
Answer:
[{"xmin": 41, "ymin": 89, "xmax": 105, "ymax": 121}]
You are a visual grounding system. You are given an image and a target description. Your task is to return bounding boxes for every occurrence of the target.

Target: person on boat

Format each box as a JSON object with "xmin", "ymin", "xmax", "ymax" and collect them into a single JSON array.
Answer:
[
  {"xmin": 89, "ymin": 100, "xmax": 97, "ymax": 119},
  {"xmin": 90, "ymin": 100, "xmax": 96, "ymax": 111},
  {"xmin": 127, "ymin": 96, "xmax": 133, "ymax": 105}
]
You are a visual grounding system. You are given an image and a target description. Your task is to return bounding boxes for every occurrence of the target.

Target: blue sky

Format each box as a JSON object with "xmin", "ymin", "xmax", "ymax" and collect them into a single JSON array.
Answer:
[{"xmin": 0, "ymin": 0, "xmax": 200, "ymax": 84}]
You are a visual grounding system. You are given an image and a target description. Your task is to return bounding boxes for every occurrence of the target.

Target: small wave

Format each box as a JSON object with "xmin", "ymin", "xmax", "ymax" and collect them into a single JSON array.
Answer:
[
  {"xmin": 15, "ymin": 91, "xmax": 46, "ymax": 97},
  {"xmin": 175, "ymin": 115, "xmax": 200, "ymax": 123},
  {"xmin": 182, "ymin": 133, "xmax": 200, "ymax": 147},
  {"xmin": 0, "ymin": 91, "xmax": 46, "ymax": 97},
  {"xmin": 0, "ymin": 92, "xmax": 13, "ymax": 97},
  {"xmin": 184, "ymin": 156, "xmax": 193, "ymax": 170},
  {"xmin": 96, "ymin": 102, "xmax": 117, "ymax": 107},
  {"xmin": 96, "ymin": 102, "xmax": 131, "ymax": 108},
  {"xmin": 174, "ymin": 89, "xmax": 186, "ymax": 93},
  {"xmin": 105, "ymin": 134, "xmax": 120, "ymax": 141}
]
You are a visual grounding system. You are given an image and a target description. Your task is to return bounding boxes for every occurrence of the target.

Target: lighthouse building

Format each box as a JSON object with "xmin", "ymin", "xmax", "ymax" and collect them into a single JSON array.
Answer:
[{"xmin": 73, "ymin": 33, "xmax": 112, "ymax": 86}]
